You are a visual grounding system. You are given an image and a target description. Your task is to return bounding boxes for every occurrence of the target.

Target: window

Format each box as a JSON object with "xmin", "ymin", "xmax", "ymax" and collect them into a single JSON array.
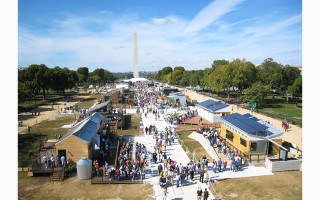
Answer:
[
  {"xmin": 251, "ymin": 142, "xmax": 257, "ymax": 151},
  {"xmin": 226, "ymin": 130, "xmax": 234, "ymax": 142},
  {"xmin": 240, "ymin": 138, "xmax": 247, "ymax": 147}
]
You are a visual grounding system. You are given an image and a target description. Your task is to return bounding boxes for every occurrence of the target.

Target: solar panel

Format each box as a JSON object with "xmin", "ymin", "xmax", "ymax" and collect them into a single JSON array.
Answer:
[
  {"xmin": 198, "ymin": 99, "xmax": 218, "ymax": 108},
  {"xmin": 242, "ymin": 113, "xmax": 259, "ymax": 121},
  {"xmin": 198, "ymin": 99, "xmax": 228, "ymax": 112},
  {"xmin": 222, "ymin": 115, "xmax": 257, "ymax": 134},
  {"xmin": 207, "ymin": 103, "xmax": 228, "ymax": 112},
  {"xmin": 231, "ymin": 113, "xmax": 268, "ymax": 131}
]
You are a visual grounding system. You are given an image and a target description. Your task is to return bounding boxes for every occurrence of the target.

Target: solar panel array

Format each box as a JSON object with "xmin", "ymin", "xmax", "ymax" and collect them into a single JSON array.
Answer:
[
  {"xmin": 198, "ymin": 99, "xmax": 228, "ymax": 112},
  {"xmin": 242, "ymin": 113, "xmax": 259, "ymax": 121},
  {"xmin": 221, "ymin": 113, "xmax": 268, "ymax": 135}
]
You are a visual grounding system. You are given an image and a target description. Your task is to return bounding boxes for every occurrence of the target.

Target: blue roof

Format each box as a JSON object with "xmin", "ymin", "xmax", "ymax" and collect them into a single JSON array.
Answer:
[
  {"xmin": 221, "ymin": 113, "xmax": 269, "ymax": 135},
  {"xmin": 197, "ymin": 99, "xmax": 228, "ymax": 112}
]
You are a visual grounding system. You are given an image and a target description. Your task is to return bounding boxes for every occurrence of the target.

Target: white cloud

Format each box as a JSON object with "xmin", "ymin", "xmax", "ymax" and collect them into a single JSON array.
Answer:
[
  {"xmin": 18, "ymin": 5, "xmax": 301, "ymax": 72},
  {"xmin": 184, "ymin": 0, "xmax": 246, "ymax": 34},
  {"xmin": 151, "ymin": 18, "xmax": 169, "ymax": 25}
]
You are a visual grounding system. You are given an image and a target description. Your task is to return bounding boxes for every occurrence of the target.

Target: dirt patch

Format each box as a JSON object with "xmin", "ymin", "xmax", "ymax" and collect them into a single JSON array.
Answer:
[
  {"xmin": 228, "ymin": 193, "xmax": 238, "ymax": 198},
  {"xmin": 19, "ymin": 172, "xmax": 153, "ymax": 200},
  {"xmin": 211, "ymin": 171, "xmax": 302, "ymax": 200}
]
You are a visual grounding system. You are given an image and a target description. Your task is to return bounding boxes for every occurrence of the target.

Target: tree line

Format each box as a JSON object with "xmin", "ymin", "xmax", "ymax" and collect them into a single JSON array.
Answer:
[
  {"xmin": 18, "ymin": 64, "xmax": 116, "ymax": 103},
  {"xmin": 150, "ymin": 58, "xmax": 302, "ymax": 107}
]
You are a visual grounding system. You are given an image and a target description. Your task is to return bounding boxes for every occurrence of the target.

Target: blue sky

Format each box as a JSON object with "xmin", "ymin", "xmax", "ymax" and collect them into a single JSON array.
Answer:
[{"xmin": 18, "ymin": 0, "xmax": 302, "ymax": 72}]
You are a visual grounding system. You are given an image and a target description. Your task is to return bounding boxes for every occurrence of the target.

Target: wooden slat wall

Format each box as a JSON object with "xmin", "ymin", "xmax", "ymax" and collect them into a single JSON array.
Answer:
[
  {"xmin": 271, "ymin": 138, "xmax": 282, "ymax": 155},
  {"xmin": 55, "ymin": 136, "xmax": 89, "ymax": 163},
  {"xmin": 220, "ymin": 126, "xmax": 251, "ymax": 155}
]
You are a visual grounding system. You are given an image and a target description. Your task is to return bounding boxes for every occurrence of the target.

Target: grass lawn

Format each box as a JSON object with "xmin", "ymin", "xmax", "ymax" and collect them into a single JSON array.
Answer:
[
  {"xmin": 18, "ymin": 172, "xmax": 153, "ymax": 200},
  {"xmin": 30, "ymin": 114, "xmax": 79, "ymax": 139},
  {"xmin": 259, "ymin": 96, "xmax": 302, "ymax": 127},
  {"xmin": 211, "ymin": 171, "xmax": 302, "ymax": 200},
  {"xmin": 178, "ymin": 131, "xmax": 210, "ymax": 162},
  {"xmin": 19, "ymin": 91, "xmax": 77, "ymax": 109},
  {"xmin": 75, "ymin": 93, "xmax": 105, "ymax": 108},
  {"xmin": 117, "ymin": 113, "xmax": 143, "ymax": 136}
]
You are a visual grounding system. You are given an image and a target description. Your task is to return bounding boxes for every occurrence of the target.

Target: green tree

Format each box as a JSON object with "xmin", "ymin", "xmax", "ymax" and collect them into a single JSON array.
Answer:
[
  {"xmin": 211, "ymin": 59, "xmax": 229, "ymax": 70},
  {"xmin": 210, "ymin": 64, "xmax": 234, "ymax": 100},
  {"xmin": 104, "ymin": 69, "xmax": 115, "ymax": 83},
  {"xmin": 67, "ymin": 69, "xmax": 79, "ymax": 90},
  {"xmin": 288, "ymin": 76, "xmax": 302, "ymax": 106},
  {"xmin": 77, "ymin": 67, "xmax": 89, "ymax": 85},
  {"xmin": 280, "ymin": 66, "xmax": 301, "ymax": 95},
  {"xmin": 171, "ymin": 69, "xmax": 184, "ymax": 85},
  {"xmin": 46, "ymin": 67, "xmax": 69, "ymax": 95},
  {"xmin": 232, "ymin": 59, "xmax": 257, "ymax": 97},
  {"xmin": 18, "ymin": 82, "xmax": 32, "ymax": 104},
  {"xmin": 243, "ymin": 82, "xmax": 272, "ymax": 108},
  {"xmin": 257, "ymin": 58, "xmax": 283, "ymax": 101},
  {"xmin": 174, "ymin": 66, "xmax": 185, "ymax": 72},
  {"xmin": 25, "ymin": 64, "xmax": 49, "ymax": 100}
]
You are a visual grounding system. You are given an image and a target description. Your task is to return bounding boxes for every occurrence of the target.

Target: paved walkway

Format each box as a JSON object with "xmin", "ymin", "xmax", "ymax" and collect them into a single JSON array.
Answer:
[
  {"xmin": 126, "ymin": 108, "xmax": 216, "ymax": 200},
  {"xmin": 188, "ymin": 132, "xmax": 273, "ymax": 180},
  {"xmin": 127, "ymin": 107, "xmax": 274, "ymax": 199}
]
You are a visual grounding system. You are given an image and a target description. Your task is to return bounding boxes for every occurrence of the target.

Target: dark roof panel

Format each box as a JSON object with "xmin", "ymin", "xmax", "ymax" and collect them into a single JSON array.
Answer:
[
  {"xmin": 198, "ymin": 99, "xmax": 228, "ymax": 112},
  {"xmin": 222, "ymin": 114, "xmax": 257, "ymax": 134},
  {"xmin": 231, "ymin": 113, "xmax": 268, "ymax": 130},
  {"xmin": 221, "ymin": 113, "xmax": 269, "ymax": 134}
]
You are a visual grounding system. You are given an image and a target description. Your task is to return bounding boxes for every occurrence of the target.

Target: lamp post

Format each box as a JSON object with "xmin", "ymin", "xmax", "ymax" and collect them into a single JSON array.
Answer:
[{"xmin": 285, "ymin": 92, "xmax": 288, "ymax": 119}]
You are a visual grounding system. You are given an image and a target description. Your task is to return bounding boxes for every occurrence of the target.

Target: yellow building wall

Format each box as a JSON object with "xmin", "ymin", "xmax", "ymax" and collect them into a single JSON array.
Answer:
[
  {"xmin": 220, "ymin": 126, "xmax": 251, "ymax": 155},
  {"xmin": 271, "ymin": 138, "xmax": 282, "ymax": 155},
  {"xmin": 55, "ymin": 136, "xmax": 89, "ymax": 163}
]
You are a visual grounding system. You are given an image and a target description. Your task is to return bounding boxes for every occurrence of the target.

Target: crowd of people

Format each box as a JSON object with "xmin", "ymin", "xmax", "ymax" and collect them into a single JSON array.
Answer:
[{"xmin": 197, "ymin": 126, "xmax": 245, "ymax": 172}]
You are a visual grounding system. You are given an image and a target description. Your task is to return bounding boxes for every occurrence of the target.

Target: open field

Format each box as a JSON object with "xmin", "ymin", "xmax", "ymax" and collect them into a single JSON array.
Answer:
[
  {"xmin": 30, "ymin": 114, "xmax": 79, "ymax": 139},
  {"xmin": 178, "ymin": 131, "xmax": 211, "ymax": 161},
  {"xmin": 75, "ymin": 93, "xmax": 105, "ymax": 108},
  {"xmin": 211, "ymin": 171, "xmax": 302, "ymax": 200},
  {"xmin": 18, "ymin": 172, "xmax": 153, "ymax": 200}
]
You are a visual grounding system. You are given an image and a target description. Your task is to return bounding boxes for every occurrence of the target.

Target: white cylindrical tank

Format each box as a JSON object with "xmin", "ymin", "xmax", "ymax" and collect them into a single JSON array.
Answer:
[{"xmin": 77, "ymin": 157, "xmax": 92, "ymax": 180}]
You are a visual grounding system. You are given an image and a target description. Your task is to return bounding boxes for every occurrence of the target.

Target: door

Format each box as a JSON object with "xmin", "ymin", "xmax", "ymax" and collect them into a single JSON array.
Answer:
[
  {"xmin": 58, "ymin": 150, "xmax": 67, "ymax": 160},
  {"xmin": 267, "ymin": 142, "xmax": 273, "ymax": 155}
]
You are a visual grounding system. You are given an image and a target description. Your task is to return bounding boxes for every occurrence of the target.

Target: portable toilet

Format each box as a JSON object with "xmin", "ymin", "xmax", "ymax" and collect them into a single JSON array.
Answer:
[{"xmin": 77, "ymin": 157, "xmax": 92, "ymax": 180}]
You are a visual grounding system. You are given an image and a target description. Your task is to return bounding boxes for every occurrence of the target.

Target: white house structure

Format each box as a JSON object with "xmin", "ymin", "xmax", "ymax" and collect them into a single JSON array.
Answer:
[
  {"xmin": 196, "ymin": 99, "xmax": 231, "ymax": 123},
  {"xmin": 168, "ymin": 92, "xmax": 187, "ymax": 105}
]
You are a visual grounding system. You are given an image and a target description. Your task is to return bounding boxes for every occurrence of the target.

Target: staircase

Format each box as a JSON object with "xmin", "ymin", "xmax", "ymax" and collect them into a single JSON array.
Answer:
[{"xmin": 51, "ymin": 171, "xmax": 64, "ymax": 181}]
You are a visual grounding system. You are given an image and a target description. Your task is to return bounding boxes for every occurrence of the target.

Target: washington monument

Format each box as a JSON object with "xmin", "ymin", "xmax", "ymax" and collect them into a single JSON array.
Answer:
[{"xmin": 133, "ymin": 32, "xmax": 139, "ymax": 78}]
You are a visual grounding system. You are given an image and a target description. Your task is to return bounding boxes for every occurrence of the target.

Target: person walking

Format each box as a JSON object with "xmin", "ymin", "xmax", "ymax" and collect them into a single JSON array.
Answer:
[
  {"xmin": 42, "ymin": 154, "xmax": 48, "ymax": 169},
  {"xmin": 158, "ymin": 163, "xmax": 163, "ymax": 176},
  {"xmin": 60, "ymin": 155, "xmax": 66, "ymax": 167},
  {"xmin": 218, "ymin": 158, "xmax": 222, "ymax": 172},
  {"xmin": 197, "ymin": 187, "xmax": 203, "ymax": 200},
  {"xmin": 163, "ymin": 187, "xmax": 168, "ymax": 200},
  {"xmin": 50, "ymin": 154, "xmax": 55, "ymax": 168},
  {"xmin": 199, "ymin": 168, "xmax": 205, "ymax": 183},
  {"xmin": 203, "ymin": 188, "xmax": 209, "ymax": 200}
]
